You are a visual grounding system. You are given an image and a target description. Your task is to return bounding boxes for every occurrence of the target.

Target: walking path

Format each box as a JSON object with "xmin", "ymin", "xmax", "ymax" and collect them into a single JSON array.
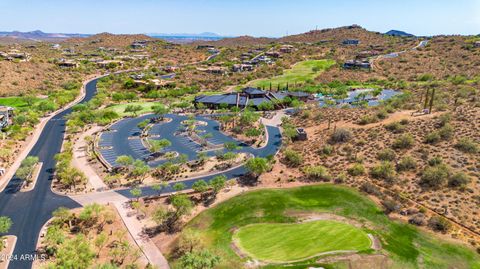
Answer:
[
  {"xmin": 114, "ymin": 201, "xmax": 170, "ymax": 269},
  {"xmin": 71, "ymin": 126, "xmax": 108, "ymax": 191}
]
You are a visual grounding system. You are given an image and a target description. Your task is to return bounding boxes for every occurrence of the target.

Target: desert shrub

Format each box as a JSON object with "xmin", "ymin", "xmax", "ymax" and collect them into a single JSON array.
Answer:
[
  {"xmin": 424, "ymin": 131, "xmax": 441, "ymax": 144},
  {"xmin": 376, "ymin": 109, "xmax": 388, "ymax": 120},
  {"xmin": 437, "ymin": 123, "xmax": 454, "ymax": 140},
  {"xmin": 420, "ymin": 164, "xmax": 450, "ymax": 189},
  {"xmin": 448, "ymin": 172, "xmax": 470, "ymax": 188},
  {"xmin": 358, "ymin": 115, "xmax": 378, "ymax": 125},
  {"xmin": 320, "ymin": 144, "xmax": 333, "ymax": 155},
  {"xmin": 409, "ymin": 213, "xmax": 426, "ymax": 226},
  {"xmin": 377, "ymin": 148, "xmax": 396, "ymax": 161},
  {"xmin": 382, "ymin": 199, "xmax": 400, "ymax": 214},
  {"xmin": 303, "ymin": 165, "xmax": 331, "ymax": 181},
  {"xmin": 370, "ymin": 161, "xmax": 397, "ymax": 183},
  {"xmin": 428, "ymin": 216, "xmax": 451, "ymax": 233},
  {"xmin": 283, "ymin": 149, "xmax": 303, "ymax": 167},
  {"xmin": 347, "ymin": 163, "xmax": 365, "ymax": 176},
  {"xmin": 454, "ymin": 138, "xmax": 479, "ymax": 153},
  {"xmin": 360, "ymin": 182, "xmax": 381, "ymax": 196},
  {"xmin": 392, "ymin": 134, "xmax": 414, "ymax": 149},
  {"xmin": 397, "ymin": 156, "xmax": 417, "ymax": 172},
  {"xmin": 334, "ymin": 172, "xmax": 347, "ymax": 184},
  {"xmin": 437, "ymin": 112, "xmax": 452, "ymax": 127},
  {"xmin": 428, "ymin": 156, "xmax": 443, "ymax": 166},
  {"xmin": 385, "ymin": 121, "xmax": 406, "ymax": 133},
  {"xmin": 329, "ymin": 128, "xmax": 352, "ymax": 144}
]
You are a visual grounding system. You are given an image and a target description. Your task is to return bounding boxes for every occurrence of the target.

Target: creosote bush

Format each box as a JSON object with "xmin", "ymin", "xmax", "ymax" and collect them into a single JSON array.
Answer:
[
  {"xmin": 397, "ymin": 156, "xmax": 417, "ymax": 172},
  {"xmin": 370, "ymin": 161, "xmax": 397, "ymax": 183},
  {"xmin": 392, "ymin": 134, "xmax": 414, "ymax": 149},
  {"xmin": 283, "ymin": 149, "xmax": 303, "ymax": 167},
  {"xmin": 377, "ymin": 148, "xmax": 396, "ymax": 161},
  {"xmin": 454, "ymin": 137, "xmax": 479, "ymax": 153},
  {"xmin": 329, "ymin": 128, "xmax": 352, "ymax": 144},
  {"xmin": 347, "ymin": 163, "xmax": 365, "ymax": 176},
  {"xmin": 303, "ymin": 165, "xmax": 331, "ymax": 181}
]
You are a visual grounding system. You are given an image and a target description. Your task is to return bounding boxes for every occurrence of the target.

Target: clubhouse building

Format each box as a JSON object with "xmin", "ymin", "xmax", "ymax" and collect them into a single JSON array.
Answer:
[{"xmin": 194, "ymin": 87, "xmax": 311, "ymax": 109}]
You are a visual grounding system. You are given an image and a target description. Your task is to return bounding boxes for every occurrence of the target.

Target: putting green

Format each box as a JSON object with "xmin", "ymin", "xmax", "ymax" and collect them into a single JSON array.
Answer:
[
  {"xmin": 252, "ymin": 59, "xmax": 336, "ymax": 88},
  {"xmin": 233, "ymin": 220, "xmax": 371, "ymax": 262}
]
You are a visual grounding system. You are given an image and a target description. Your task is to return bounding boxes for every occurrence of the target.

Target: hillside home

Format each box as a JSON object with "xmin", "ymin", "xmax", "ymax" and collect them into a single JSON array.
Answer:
[
  {"xmin": 232, "ymin": 64, "xmax": 254, "ymax": 72},
  {"xmin": 97, "ymin": 60, "xmax": 124, "ymax": 68},
  {"xmin": 474, "ymin": 41, "xmax": 480, "ymax": 48},
  {"xmin": 279, "ymin": 45, "xmax": 295, "ymax": 53},
  {"xmin": 0, "ymin": 106, "xmax": 14, "ymax": 129},
  {"xmin": 343, "ymin": 59, "xmax": 371, "ymax": 69},
  {"xmin": 198, "ymin": 66, "xmax": 228, "ymax": 75},
  {"xmin": 342, "ymin": 39, "xmax": 360, "ymax": 45},
  {"xmin": 0, "ymin": 50, "xmax": 31, "ymax": 62},
  {"xmin": 265, "ymin": 51, "xmax": 281, "ymax": 58},
  {"xmin": 57, "ymin": 59, "xmax": 79, "ymax": 68}
]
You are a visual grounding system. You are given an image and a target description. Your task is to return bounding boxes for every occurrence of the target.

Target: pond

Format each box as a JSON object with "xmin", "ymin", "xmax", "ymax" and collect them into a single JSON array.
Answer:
[{"xmin": 317, "ymin": 89, "xmax": 400, "ymax": 107}]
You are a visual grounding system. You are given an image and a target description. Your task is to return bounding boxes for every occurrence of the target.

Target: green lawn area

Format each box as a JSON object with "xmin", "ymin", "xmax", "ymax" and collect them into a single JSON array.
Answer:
[
  {"xmin": 172, "ymin": 185, "xmax": 480, "ymax": 269},
  {"xmin": 107, "ymin": 102, "xmax": 157, "ymax": 116},
  {"xmin": 233, "ymin": 220, "xmax": 371, "ymax": 262},
  {"xmin": 0, "ymin": 96, "xmax": 39, "ymax": 108},
  {"xmin": 251, "ymin": 59, "xmax": 336, "ymax": 89}
]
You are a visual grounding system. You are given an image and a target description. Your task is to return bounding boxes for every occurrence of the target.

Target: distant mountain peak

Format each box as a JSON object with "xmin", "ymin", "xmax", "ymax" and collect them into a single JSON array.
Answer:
[{"xmin": 386, "ymin": 30, "xmax": 415, "ymax": 37}]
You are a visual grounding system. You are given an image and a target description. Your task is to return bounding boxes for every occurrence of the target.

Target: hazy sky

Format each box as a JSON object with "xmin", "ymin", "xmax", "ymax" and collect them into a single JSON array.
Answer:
[{"xmin": 1, "ymin": 0, "xmax": 479, "ymax": 36}]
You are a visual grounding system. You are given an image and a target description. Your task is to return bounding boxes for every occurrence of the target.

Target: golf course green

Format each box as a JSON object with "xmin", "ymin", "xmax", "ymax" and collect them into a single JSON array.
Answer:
[
  {"xmin": 252, "ymin": 59, "xmax": 336, "ymax": 89},
  {"xmin": 171, "ymin": 185, "xmax": 480, "ymax": 269},
  {"xmin": 233, "ymin": 220, "xmax": 371, "ymax": 262}
]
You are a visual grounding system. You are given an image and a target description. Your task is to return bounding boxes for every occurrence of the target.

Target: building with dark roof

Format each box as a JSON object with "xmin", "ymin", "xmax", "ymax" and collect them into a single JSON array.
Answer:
[
  {"xmin": 193, "ymin": 88, "xmax": 311, "ymax": 110},
  {"xmin": 343, "ymin": 59, "xmax": 371, "ymax": 69},
  {"xmin": 342, "ymin": 39, "xmax": 360, "ymax": 45}
]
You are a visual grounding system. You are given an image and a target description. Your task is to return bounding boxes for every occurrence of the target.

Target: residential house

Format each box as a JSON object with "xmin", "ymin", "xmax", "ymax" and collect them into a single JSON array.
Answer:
[
  {"xmin": 198, "ymin": 66, "xmax": 228, "ymax": 75},
  {"xmin": 279, "ymin": 45, "xmax": 295, "ymax": 53},
  {"xmin": 0, "ymin": 50, "xmax": 31, "ymax": 62},
  {"xmin": 232, "ymin": 64, "xmax": 254, "ymax": 72},
  {"xmin": 196, "ymin": 45, "xmax": 215, "ymax": 50},
  {"xmin": 343, "ymin": 59, "xmax": 371, "ymax": 69},
  {"xmin": 342, "ymin": 39, "xmax": 360, "ymax": 45},
  {"xmin": 265, "ymin": 51, "xmax": 281, "ymax": 58},
  {"xmin": 97, "ymin": 60, "xmax": 124, "ymax": 68},
  {"xmin": 0, "ymin": 106, "xmax": 14, "ymax": 129},
  {"xmin": 57, "ymin": 59, "xmax": 79, "ymax": 68}
]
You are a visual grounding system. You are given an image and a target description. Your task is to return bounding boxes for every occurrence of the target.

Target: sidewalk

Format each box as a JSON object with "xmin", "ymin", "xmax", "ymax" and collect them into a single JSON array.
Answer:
[
  {"xmin": 71, "ymin": 125, "xmax": 108, "ymax": 191},
  {"xmin": 114, "ymin": 201, "xmax": 170, "ymax": 269}
]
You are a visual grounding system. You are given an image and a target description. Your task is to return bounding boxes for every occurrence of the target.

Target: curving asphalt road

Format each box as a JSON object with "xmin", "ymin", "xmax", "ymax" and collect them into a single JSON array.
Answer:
[
  {"xmin": 0, "ymin": 80, "xmax": 100, "ymax": 268},
  {"xmin": 0, "ymin": 77, "xmax": 282, "ymax": 268}
]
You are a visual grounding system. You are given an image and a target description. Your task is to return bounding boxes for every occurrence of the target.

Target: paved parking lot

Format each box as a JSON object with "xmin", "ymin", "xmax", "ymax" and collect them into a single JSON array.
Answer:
[{"xmin": 98, "ymin": 114, "xmax": 274, "ymax": 168}]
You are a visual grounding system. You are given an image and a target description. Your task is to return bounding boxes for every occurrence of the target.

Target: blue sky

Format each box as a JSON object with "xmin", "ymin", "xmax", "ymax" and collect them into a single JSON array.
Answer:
[{"xmin": 0, "ymin": 0, "xmax": 479, "ymax": 36}]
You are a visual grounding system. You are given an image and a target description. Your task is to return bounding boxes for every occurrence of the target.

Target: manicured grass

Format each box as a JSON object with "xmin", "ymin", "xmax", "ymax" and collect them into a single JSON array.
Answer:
[
  {"xmin": 0, "ymin": 97, "xmax": 39, "ymax": 108},
  {"xmin": 252, "ymin": 59, "xmax": 336, "ymax": 89},
  {"xmin": 107, "ymin": 102, "xmax": 156, "ymax": 116},
  {"xmin": 233, "ymin": 220, "xmax": 371, "ymax": 262},
  {"xmin": 173, "ymin": 185, "xmax": 480, "ymax": 269}
]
